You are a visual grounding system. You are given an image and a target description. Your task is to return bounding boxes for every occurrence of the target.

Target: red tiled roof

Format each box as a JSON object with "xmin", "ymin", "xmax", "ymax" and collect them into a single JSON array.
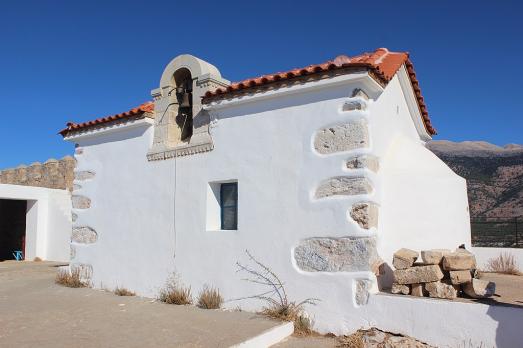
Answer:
[
  {"xmin": 59, "ymin": 102, "xmax": 154, "ymax": 137},
  {"xmin": 203, "ymin": 48, "xmax": 435, "ymax": 135},
  {"xmin": 60, "ymin": 49, "xmax": 435, "ymax": 137}
]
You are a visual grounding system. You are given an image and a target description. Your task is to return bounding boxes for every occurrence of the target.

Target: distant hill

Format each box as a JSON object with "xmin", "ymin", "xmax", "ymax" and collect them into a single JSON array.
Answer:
[{"xmin": 427, "ymin": 140, "xmax": 523, "ymax": 219}]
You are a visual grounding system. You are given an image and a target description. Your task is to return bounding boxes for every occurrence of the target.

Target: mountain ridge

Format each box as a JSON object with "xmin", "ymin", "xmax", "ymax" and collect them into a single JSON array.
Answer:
[{"xmin": 427, "ymin": 140, "xmax": 523, "ymax": 219}]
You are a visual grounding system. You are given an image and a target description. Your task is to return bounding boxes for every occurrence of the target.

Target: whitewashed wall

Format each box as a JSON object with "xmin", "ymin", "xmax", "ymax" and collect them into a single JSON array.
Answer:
[
  {"xmin": 0, "ymin": 184, "xmax": 71, "ymax": 261},
  {"xmin": 366, "ymin": 293, "xmax": 523, "ymax": 348},
  {"xmin": 68, "ymin": 70, "xmax": 474, "ymax": 346}
]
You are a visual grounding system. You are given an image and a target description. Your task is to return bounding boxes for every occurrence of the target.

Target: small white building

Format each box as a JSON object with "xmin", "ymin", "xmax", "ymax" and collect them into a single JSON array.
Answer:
[
  {"xmin": 0, "ymin": 184, "xmax": 71, "ymax": 262},
  {"xmin": 60, "ymin": 48, "xmax": 471, "ymax": 338}
]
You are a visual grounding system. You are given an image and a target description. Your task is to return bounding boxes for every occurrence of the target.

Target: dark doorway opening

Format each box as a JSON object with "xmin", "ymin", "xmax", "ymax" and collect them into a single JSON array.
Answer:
[{"xmin": 0, "ymin": 199, "xmax": 27, "ymax": 261}]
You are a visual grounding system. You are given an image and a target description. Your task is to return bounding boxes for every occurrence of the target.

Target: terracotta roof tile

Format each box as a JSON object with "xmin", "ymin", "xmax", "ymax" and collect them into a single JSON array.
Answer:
[
  {"xmin": 203, "ymin": 48, "xmax": 435, "ymax": 135},
  {"xmin": 59, "ymin": 102, "xmax": 154, "ymax": 137},
  {"xmin": 60, "ymin": 48, "xmax": 435, "ymax": 137}
]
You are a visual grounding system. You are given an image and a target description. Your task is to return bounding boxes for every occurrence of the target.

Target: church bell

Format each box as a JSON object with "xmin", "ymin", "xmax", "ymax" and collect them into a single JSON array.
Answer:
[{"xmin": 176, "ymin": 86, "xmax": 192, "ymax": 109}]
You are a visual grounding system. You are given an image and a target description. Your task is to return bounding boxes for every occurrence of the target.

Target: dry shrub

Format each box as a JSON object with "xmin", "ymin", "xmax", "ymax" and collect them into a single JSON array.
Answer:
[
  {"xmin": 158, "ymin": 274, "xmax": 192, "ymax": 305},
  {"xmin": 236, "ymin": 250, "xmax": 318, "ymax": 336},
  {"xmin": 33, "ymin": 257, "xmax": 42, "ymax": 262},
  {"xmin": 55, "ymin": 268, "xmax": 86, "ymax": 288},
  {"xmin": 114, "ymin": 287, "xmax": 135, "ymax": 296},
  {"xmin": 197, "ymin": 285, "xmax": 223, "ymax": 309},
  {"xmin": 337, "ymin": 331, "xmax": 364, "ymax": 348},
  {"xmin": 486, "ymin": 253, "xmax": 521, "ymax": 275}
]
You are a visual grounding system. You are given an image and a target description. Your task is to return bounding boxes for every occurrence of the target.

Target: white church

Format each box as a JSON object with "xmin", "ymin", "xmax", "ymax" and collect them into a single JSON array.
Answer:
[{"xmin": 60, "ymin": 48, "xmax": 471, "ymax": 338}]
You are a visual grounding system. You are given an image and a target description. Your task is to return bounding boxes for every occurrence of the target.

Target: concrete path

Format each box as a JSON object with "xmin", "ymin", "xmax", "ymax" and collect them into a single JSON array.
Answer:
[
  {"xmin": 273, "ymin": 336, "xmax": 337, "ymax": 347},
  {"xmin": 0, "ymin": 261, "xmax": 290, "ymax": 348}
]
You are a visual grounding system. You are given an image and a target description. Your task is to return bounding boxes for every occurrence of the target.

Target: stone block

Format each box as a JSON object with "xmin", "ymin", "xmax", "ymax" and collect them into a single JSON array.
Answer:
[
  {"xmin": 354, "ymin": 279, "xmax": 372, "ymax": 306},
  {"xmin": 294, "ymin": 237, "xmax": 379, "ymax": 272},
  {"xmin": 346, "ymin": 155, "xmax": 379, "ymax": 172},
  {"xmin": 421, "ymin": 249, "xmax": 450, "ymax": 265},
  {"xmin": 72, "ymin": 195, "xmax": 91, "ymax": 209},
  {"xmin": 315, "ymin": 177, "xmax": 372, "ymax": 199},
  {"xmin": 391, "ymin": 283, "xmax": 410, "ymax": 295},
  {"xmin": 394, "ymin": 265, "xmax": 444, "ymax": 284},
  {"xmin": 411, "ymin": 283, "xmax": 424, "ymax": 297},
  {"xmin": 425, "ymin": 281, "xmax": 459, "ymax": 300},
  {"xmin": 313, "ymin": 120, "xmax": 369, "ymax": 154},
  {"xmin": 449, "ymin": 270, "xmax": 472, "ymax": 285},
  {"xmin": 442, "ymin": 252, "xmax": 476, "ymax": 271},
  {"xmin": 462, "ymin": 279, "xmax": 496, "ymax": 298},
  {"xmin": 74, "ymin": 170, "xmax": 95, "ymax": 181},
  {"xmin": 371, "ymin": 258, "xmax": 385, "ymax": 276},
  {"xmin": 72, "ymin": 227, "xmax": 98, "ymax": 244},
  {"xmin": 392, "ymin": 248, "xmax": 418, "ymax": 270},
  {"xmin": 350, "ymin": 203, "xmax": 379, "ymax": 229},
  {"xmin": 342, "ymin": 100, "xmax": 366, "ymax": 111}
]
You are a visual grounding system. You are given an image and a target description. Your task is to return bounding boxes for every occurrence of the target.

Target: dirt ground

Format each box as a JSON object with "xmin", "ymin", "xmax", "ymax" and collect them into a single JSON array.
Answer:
[
  {"xmin": 470, "ymin": 272, "xmax": 523, "ymax": 306},
  {"xmin": 0, "ymin": 261, "xmax": 285, "ymax": 348}
]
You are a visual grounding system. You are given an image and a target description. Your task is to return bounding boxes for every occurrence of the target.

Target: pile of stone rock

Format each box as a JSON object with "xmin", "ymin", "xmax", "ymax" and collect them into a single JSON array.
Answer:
[{"xmin": 391, "ymin": 248, "xmax": 495, "ymax": 300}]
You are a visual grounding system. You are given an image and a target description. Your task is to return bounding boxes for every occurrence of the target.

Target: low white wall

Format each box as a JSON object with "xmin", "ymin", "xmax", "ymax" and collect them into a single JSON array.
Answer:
[
  {"xmin": 0, "ymin": 184, "xmax": 71, "ymax": 261},
  {"xmin": 472, "ymin": 247, "xmax": 523, "ymax": 271},
  {"xmin": 364, "ymin": 294, "xmax": 523, "ymax": 348}
]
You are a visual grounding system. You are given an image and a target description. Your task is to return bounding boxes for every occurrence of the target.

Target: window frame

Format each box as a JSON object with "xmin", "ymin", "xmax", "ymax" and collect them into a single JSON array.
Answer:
[{"xmin": 219, "ymin": 182, "xmax": 238, "ymax": 230}]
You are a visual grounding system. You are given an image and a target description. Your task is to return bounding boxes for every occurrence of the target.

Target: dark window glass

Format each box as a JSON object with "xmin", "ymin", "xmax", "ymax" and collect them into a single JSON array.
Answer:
[{"xmin": 220, "ymin": 183, "xmax": 237, "ymax": 230}]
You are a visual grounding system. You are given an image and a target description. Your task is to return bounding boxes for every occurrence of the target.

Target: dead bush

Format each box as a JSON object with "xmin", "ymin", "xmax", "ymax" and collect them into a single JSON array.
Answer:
[
  {"xmin": 158, "ymin": 274, "xmax": 192, "ymax": 305},
  {"xmin": 197, "ymin": 285, "xmax": 223, "ymax": 309},
  {"xmin": 236, "ymin": 250, "xmax": 318, "ymax": 336},
  {"xmin": 486, "ymin": 252, "xmax": 521, "ymax": 275},
  {"xmin": 337, "ymin": 331, "xmax": 364, "ymax": 348},
  {"xmin": 55, "ymin": 268, "xmax": 86, "ymax": 288},
  {"xmin": 114, "ymin": 287, "xmax": 135, "ymax": 296}
]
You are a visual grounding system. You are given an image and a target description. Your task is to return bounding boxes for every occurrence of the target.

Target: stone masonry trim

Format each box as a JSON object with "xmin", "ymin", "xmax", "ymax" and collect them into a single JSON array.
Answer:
[
  {"xmin": 315, "ymin": 176, "xmax": 372, "ymax": 199},
  {"xmin": 294, "ymin": 237, "xmax": 379, "ymax": 272},
  {"xmin": 72, "ymin": 226, "xmax": 98, "ymax": 244},
  {"xmin": 313, "ymin": 120, "xmax": 369, "ymax": 155},
  {"xmin": 74, "ymin": 171, "xmax": 95, "ymax": 181},
  {"xmin": 72, "ymin": 195, "xmax": 91, "ymax": 209},
  {"xmin": 354, "ymin": 279, "xmax": 372, "ymax": 306},
  {"xmin": 350, "ymin": 203, "xmax": 379, "ymax": 229},
  {"xmin": 346, "ymin": 155, "xmax": 379, "ymax": 172}
]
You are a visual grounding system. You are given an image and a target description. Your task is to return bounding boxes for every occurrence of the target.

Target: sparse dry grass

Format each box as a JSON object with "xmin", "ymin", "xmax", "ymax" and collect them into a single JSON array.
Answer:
[
  {"xmin": 55, "ymin": 268, "xmax": 87, "ymax": 288},
  {"xmin": 336, "ymin": 331, "xmax": 364, "ymax": 348},
  {"xmin": 114, "ymin": 287, "xmax": 135, "ymax": 296},
  {"xmin": 197, "ymin": 285, "xmax": 223, "ymax": 309},
  {"xmin": 158, "ymin": 274, "xmax": 192, "ymax": 305},
  {"xmin": 236, "ymin": 250, "xmax": 318, "ymax": 336},
  {"xmin": 486, "ymin": 252, "xmax": 521, "ymax": 275}
]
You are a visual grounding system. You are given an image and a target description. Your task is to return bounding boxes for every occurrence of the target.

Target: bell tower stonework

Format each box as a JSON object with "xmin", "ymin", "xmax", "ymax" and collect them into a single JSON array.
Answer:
[{"xmin": 147, "ymin": 55, "xmax": 229, "ymax": 160}]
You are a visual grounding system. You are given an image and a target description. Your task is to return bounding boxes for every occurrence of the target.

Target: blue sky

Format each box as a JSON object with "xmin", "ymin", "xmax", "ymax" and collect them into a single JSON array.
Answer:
[{"xmin": 1, "ymin": 1, "xmax": 521, "ymax": 168}]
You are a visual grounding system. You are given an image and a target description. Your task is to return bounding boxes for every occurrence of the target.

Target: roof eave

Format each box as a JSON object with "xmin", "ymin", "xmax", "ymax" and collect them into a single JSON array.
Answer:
[{"xmin": 61, "ymin": 113, "xmax": 153, "ymax": 141}]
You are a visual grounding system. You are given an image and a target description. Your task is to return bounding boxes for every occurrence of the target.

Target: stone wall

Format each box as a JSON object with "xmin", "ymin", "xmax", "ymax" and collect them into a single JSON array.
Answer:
[{"xmin": 0, "ymin": 156, "xmax": 75, "ymax": 191}]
